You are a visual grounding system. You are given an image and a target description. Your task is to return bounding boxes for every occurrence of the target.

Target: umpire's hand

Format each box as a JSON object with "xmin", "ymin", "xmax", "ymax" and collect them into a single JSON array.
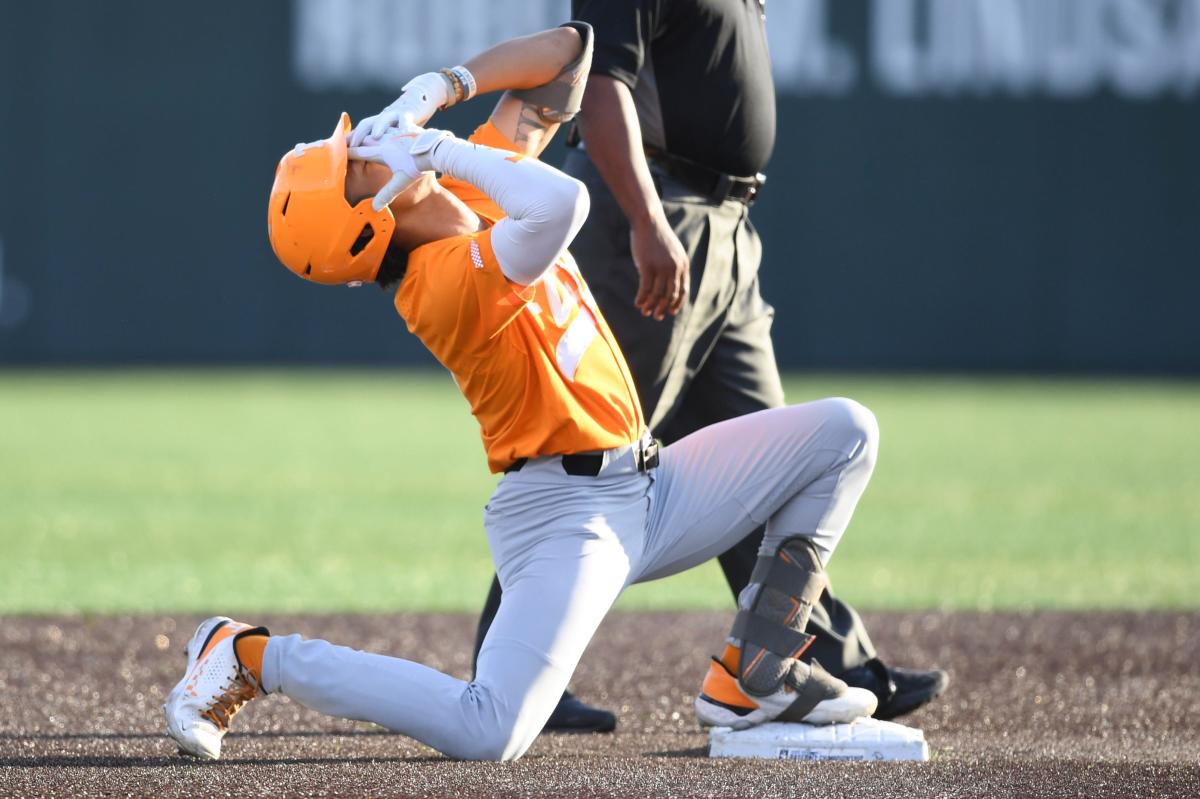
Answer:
[{"xmin": 631, "ymin": 214, "xmax": 689, "ymax": 320}]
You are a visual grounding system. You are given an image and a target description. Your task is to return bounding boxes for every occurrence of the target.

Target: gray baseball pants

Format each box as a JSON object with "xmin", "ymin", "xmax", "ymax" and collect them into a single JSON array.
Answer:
[{"xmin": 261, "ymin": 398, "xmax": 877, "ymax": 760}]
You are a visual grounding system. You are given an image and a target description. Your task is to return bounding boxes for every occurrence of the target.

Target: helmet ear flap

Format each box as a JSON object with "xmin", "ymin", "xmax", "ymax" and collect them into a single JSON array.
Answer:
[
  {"xmin": 331, "ymin": 199, "xmax": 394, "ymax": 284},
  {"xmin": 349, "ymin": 223, "xmax": 375, "ymax": 257}
]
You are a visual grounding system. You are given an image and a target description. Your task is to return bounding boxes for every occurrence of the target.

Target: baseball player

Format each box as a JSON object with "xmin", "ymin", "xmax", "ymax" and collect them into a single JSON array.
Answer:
[{"xmin": 165, "ymin": 23, "xmax": 880, "ymax": 762}]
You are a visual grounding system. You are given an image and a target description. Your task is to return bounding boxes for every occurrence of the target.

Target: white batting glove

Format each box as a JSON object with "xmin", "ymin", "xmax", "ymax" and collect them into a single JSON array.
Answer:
[
  {"xmin": 348, "ymin": 72, "xmax": 452, "ymax": 148},
  {"xmin": 348, "ymin": 127, "xmax": 453, "ymax": 211}
]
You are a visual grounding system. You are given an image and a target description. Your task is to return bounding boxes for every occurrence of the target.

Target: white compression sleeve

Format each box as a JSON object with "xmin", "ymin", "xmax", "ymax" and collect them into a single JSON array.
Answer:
[{"xmin": 419, "ymin": 137, "xmax": 590, "ymax": 285}]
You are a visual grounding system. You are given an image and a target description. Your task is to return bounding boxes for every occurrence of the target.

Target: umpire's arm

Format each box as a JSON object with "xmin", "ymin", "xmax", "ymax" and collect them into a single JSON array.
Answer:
[{"xmin": 573, "ymin": 0, "xmax": 689, "ymax": 321}]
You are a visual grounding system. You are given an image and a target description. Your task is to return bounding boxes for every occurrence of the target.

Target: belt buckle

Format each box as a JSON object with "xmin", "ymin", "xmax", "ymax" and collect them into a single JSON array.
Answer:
[
  {"xmin": 734, "ymin": 173, "xmax": 766, "ymax": 206},
  {"xmin": 747, "ymin": 172, "xmax": 766, "ymax": 206},
  {"xmin": 636, "ymin": 439, "xmax": 660, "ymax": 472}
]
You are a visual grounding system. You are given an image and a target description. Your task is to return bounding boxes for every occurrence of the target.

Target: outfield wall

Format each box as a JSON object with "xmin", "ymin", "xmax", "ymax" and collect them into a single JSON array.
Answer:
[{"xmin": 1, "ymin": 0, "xmax": 1197, "ymax": 372}]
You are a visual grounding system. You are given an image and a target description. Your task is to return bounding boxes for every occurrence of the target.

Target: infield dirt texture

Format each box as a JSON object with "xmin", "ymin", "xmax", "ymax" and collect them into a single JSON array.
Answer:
[{"xmin": 2, "ymin": 610, "xmax": 1197, "ymax": 798}]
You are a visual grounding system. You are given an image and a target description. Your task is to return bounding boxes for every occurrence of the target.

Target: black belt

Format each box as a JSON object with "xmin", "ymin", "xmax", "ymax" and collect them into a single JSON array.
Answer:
[
  {"xmin": 644, "ymin": 147, "xmax": 766, "ymax": 207},
  {"xmin": 505, "ymin": 439, "xmax": 660, "ymax": 476}
]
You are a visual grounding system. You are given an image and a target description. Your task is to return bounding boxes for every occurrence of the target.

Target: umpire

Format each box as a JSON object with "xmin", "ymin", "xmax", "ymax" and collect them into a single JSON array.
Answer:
[{"xmin": 472, "ymin": 0, "xmax": 949, "ymax": 731}]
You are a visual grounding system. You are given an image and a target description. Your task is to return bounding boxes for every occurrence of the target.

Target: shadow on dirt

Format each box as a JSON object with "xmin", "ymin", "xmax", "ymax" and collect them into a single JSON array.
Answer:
[
  {"xmin": 0, "ymin": 753, "xmax": 445, "ymax": 769},
  {"xmin": 0, "ymin": 730, "xmax": 398, "ymax": 742},
  {"xmin": 644, "ymin": 747, "xmax": 709, "ymax": 759}
]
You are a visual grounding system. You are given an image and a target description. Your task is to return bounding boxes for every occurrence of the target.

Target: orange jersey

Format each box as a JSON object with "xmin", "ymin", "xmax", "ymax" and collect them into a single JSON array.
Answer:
[{"xmin": 394, "ymin": 123, "xmax": 644, "ymax": 472}]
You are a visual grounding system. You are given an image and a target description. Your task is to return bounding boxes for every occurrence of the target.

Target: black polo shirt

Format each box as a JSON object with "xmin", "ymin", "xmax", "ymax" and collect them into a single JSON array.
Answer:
[{"xmin": 573, "ymin": 0, "xmax": 775, "ymax": 178}]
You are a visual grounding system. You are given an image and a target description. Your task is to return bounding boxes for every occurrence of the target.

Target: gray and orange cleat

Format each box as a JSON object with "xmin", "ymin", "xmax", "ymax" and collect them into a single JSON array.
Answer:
[
  {"xmin": 164, "ymin": 616, "xmax": 269, "ymax": 760},
  {"xmin": 695, "ymin": 644, "xmax": 877, "ymax": 730}
]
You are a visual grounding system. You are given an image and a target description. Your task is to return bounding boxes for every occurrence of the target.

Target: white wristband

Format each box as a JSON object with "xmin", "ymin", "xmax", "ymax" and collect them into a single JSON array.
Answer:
[
  {"xmin": 409, "ymin": 128, "xmax": 454, "ymax": 172},
  {"xmin": 450, "ymin": 65, "xmax": 477, "ymax": 102}
]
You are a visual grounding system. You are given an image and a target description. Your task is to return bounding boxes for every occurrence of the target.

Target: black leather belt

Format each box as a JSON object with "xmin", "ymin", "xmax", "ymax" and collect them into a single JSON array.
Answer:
[
  {"xmin": 644, "ymin": 147, "xmax": 766, "ymax": 207},
  {"xmin": 505, "ymin": 439, "xmax": 660, "ymax": 476}
]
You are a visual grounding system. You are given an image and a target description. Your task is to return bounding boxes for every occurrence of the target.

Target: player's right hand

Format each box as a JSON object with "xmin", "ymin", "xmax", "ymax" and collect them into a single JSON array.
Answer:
[
  {"xmin": 631, "ymin": 215, "xmax": 690, "ymax": 320},
  {"xmin": 348, "ymin": 127, "xmax": 451, "ymax": 211},
  {"xmin": 349, "ymin": 73, "xmax": 451, "ymax": 148}
]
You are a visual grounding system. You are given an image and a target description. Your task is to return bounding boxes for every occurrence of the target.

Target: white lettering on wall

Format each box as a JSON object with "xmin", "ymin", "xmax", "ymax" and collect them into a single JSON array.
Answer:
[
  {"xmin": 871, "ymin": 0, "xmax": 1200, "ymax": 98},
  {"xmin": 293, "ymin": 0, "xmax": 1200, "ymax": 99},
  {"xmin": 293, "ymin": 0, "xmax": 564, "ymax": 91},
  {"xmin": 765, "ymin": 0, "xmax": 857, "ymax": 94}
]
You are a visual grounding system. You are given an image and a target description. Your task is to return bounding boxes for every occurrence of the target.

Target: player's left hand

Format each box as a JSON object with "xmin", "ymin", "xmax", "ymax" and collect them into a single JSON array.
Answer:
[
  {"xmin": 348, "ymin": 73, "xmax": 451, "ymax": 148},
  {"xmin": 349, "ymin": 127, "xmax": 452, "ymax": 211}
]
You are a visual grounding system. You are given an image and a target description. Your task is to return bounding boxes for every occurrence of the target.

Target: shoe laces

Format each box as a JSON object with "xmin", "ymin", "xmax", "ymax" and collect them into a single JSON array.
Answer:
[{"xmin": 201, "ymin": 666, "xmax": 260, "ymax": 731}]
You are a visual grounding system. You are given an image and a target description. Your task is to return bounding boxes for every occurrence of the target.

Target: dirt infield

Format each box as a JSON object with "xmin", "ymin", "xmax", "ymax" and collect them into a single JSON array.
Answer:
[{"xmin": 1, "ymin": 610, "xmax": 1197, "ymax": 798}]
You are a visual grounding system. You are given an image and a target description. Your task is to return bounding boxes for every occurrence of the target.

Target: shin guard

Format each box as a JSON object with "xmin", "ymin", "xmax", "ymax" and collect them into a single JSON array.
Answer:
[{"xmin": 733, "ymin": 537, "xmax": 827, "ymax": 697}]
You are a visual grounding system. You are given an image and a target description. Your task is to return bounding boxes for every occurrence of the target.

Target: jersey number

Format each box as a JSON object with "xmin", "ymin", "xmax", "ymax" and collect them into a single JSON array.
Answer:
[{"xmin": 540, "ymin": 269, "xmax": 597, "ymax": 382}]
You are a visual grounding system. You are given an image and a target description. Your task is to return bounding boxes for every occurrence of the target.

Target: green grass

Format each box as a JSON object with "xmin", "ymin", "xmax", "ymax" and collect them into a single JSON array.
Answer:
[{"xmin": 1, "ymin": 371, "xmax": 1197, "ymax": 613}]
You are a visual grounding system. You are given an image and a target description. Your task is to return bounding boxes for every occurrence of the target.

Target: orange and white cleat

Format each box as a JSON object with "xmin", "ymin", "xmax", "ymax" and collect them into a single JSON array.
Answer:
[
  {"xmin": 695, "ymin": 646, "xmax": 877, "ymax": 730},
  {"xmin": 164, "ymin": 616, "xmax": 269, "ymax": 760}
]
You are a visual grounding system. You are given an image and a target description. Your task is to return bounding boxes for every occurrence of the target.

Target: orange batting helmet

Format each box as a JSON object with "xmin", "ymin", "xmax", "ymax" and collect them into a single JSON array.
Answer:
[{"xmin": 267, "ymin": 113, "xmax": 395, "ymax": 285}]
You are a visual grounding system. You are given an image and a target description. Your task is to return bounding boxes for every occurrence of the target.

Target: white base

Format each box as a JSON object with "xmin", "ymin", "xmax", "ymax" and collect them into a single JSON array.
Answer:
[{"xmin": 708, "ymin": 718, "xmax": 929, "ymax": 761}]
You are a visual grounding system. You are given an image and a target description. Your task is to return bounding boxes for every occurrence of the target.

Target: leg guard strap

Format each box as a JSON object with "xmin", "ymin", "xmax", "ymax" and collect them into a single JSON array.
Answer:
[
  {"xmin": 729, "ymin": 611, "xmax": 815, "ymax": 661},
  {"xmin": 777, "ymin": 660, "xmax": 846, "ymax": 723},
  {"xmin": 752, "ymin": 554, "xmax": 826, "ymax": 600}
]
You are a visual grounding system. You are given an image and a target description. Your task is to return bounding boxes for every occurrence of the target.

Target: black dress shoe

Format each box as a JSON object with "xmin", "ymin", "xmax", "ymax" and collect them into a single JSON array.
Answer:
[
  {"xmin": 543, "ymin": 691, "xmax": 617, "ymax": 733},
  {"xmin": 839, "ymin": 658, "xmax": 949, "ymax": 721}
]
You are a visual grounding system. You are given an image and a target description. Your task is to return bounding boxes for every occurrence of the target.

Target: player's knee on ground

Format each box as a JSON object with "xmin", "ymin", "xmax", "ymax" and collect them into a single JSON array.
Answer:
[
  {"xmin": 451, "ymin": 732, "xmax": 521, "ymax": 762},
  {"xmin": 448, "ymin": 685, "xmax": 541, "ymax": 762},
  {"xmin": 450, "ymin": 701, "xmax": 537, "ymax": 762},
  {"xmin": 451, "ymin": 724, "xmax": 537, "ymax": 762}
]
